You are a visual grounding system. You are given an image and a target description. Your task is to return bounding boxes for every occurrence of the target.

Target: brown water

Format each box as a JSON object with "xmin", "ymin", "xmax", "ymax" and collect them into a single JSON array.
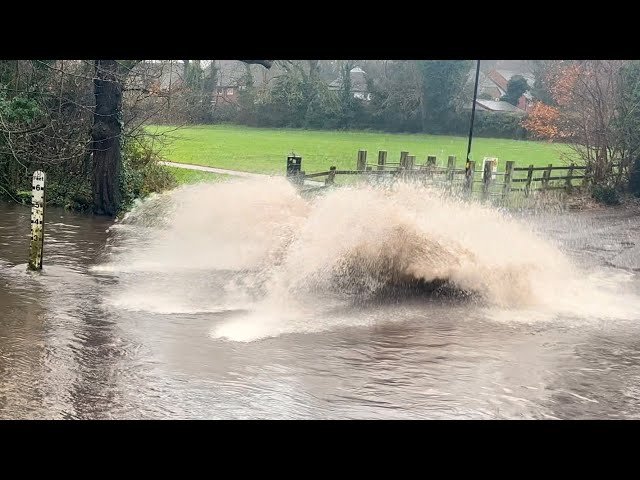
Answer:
[{"xmin": 1, "ymin": 179, "xmax": 640, "ymax": 419}]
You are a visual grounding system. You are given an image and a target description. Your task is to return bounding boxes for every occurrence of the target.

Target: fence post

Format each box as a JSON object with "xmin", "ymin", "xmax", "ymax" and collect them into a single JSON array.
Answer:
[
  {"xmin": 400, "ymin": 151, "xmax": 409, "ymax": 169},
  {"xmin": 542, "ymin": 163, "xmax": 552, "ymax": 191},
  {"xmin": 482, "ymin": 160, "xmax": 492, "ymax": 200},
  {"xmin": 325, "ymin": 166, "xmax": 336, "ymax": 185},
  {"xmin": 357, "ymin": 150, "xmax": 367, "ymax": 171},
  {"xmin": 446, "ymin": 156, "xmax": 456, "ymax": 192},
  {"xmin": 464, "ymin": 160, "xmax": 475, "ymax": 196},
  {"xmin": 565, "ymin": 163, "xmax": 575, "ymax": 193},
  {"xmin": 446, "ymin": 156, "xmax": 456, "ymax": 180},
  {"xmin": 28, "ymin": 170, "xmax": 46, "ymax": 271},
  {"xmin": 426, "ymin": 155, "xmax": 437, "ymax": 177},
  {"xmin": 407, "ymin": 155, "xmax": 415, "ymax": 170},
  {"xmin": 377, "ymin": 150, "xmax": 387, "ymax": 171},
  {"xmin": 503, "ymin": 160, "xmax": 514, "ymax": 198},
  {"xmin": 524, "ymin": 164, "xmax": 534, "ymax": 197}
]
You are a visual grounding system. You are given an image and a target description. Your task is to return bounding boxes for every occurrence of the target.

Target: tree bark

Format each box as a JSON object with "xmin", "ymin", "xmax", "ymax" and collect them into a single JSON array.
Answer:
[{"xmin": 91, "ymin": 60, "xmax": 123, "ymax": 216}]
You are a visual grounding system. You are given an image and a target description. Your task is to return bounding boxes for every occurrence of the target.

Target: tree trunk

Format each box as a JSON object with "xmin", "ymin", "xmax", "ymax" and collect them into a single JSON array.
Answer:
[{"xmin": 91, "ymin": 60, "xmax": 123, "ymax": 216}]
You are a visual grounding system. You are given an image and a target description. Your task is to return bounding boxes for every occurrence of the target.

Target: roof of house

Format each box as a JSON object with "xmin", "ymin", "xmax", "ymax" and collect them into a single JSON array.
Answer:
[
  {"xmin": 474, "ymin": 99, "xmax": 525, "ymax": 113},
  {"xmin": 468, "ymin": 69, "xmax": 505, "ymax": 98},
  {"xmin": 329, "ymin": 67, "xmax": 368, "ymax": 92}
]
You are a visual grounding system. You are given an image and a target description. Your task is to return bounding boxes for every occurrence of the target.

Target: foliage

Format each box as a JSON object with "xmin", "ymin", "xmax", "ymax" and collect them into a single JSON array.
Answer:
[
  {"xmin": 236, "ymin": 62, "xmax": 342, "ymax": 130},
  {"xmin": 366, "ymin": 61, "xmax": 422, "ymax": 133},
  {"xmin": 521, "ymin": 60, "xmax": 640, "ymax": 191},
  {"xmin": 417, "ymin": 60, "xmax": 472, "ymax": 133},
  {"xmin": 475, "ymin": 112, "xmax": 528, "ymax": 140},
  {"xmin": 522, "ymin": 102, "xmax": 566, "ymax": 139},
  {"xmin": 530, "ymin": 60, "xmax": 556, "ymax": 105},
  {"xmin": 500, "ymin": 75, "xmax": 529, "ymax": 106},
  {"xmin": 0, "ymin": 60, "xmax": 183, "ymax": 213},
  {"xmin": 591, "ymin": 184, "xmax": 621, "ymax": 205},
  {"xmin": 120, "ymin": 134, "xmax": 176, "ymax": 212}
]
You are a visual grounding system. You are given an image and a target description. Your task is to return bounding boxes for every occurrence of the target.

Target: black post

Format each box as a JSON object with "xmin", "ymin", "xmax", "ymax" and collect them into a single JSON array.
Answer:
[{"xmin": 465, "ymin": 60, "xmax": 481, "ymax": 175}]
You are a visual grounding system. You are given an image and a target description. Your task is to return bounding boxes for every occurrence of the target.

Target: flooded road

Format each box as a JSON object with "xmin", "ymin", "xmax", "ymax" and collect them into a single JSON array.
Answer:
[{"xmin": 1, "ymin": 181, "xmax": 640, "ymax": 419}]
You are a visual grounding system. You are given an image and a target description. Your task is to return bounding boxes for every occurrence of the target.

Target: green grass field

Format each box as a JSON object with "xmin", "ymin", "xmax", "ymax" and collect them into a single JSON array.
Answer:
[
  {"xmin": 150, "ymin": 124, "xmax": 575, "ymax": 175},
  {"xmin": 165, "ymin": 166, "xmax": 226, "ymax": 185}
]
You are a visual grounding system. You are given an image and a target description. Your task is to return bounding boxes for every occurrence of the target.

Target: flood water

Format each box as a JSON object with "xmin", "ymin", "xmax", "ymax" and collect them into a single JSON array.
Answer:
[{"xmin": 1, "ymin": 179, "xmax": 640, "ymax": 419}]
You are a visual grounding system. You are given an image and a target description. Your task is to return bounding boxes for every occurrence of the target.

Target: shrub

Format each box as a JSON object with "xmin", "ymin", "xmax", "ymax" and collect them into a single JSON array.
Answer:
[
  {"xmin": 591, "ymin": 184, "xmax": 621, "ymax": 205},
  {"xmin": 120, "ymin": 136, "xmax": 176, "ymax": 212}
]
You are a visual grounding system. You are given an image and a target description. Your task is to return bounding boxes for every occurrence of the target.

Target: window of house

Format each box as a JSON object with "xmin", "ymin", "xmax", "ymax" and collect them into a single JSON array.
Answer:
[
  {"xmin": 216, "ymin": 87, "xmax": 224, "ymax": 95},
  {"xmin": 226, "ymin": 87, "xmax": 234, "ymax": 96}
]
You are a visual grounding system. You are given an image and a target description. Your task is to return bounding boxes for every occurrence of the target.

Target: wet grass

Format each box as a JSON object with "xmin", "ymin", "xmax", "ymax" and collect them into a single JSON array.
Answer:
[{"xmin": 149, "ymin": 124, "xmax": 575, "ymax": 176}]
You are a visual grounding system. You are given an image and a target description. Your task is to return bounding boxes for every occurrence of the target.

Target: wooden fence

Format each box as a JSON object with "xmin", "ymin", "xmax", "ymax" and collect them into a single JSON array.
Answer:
[{"xmin": 287, "ymin": 149, "xmax": 622, "ymax": 200}]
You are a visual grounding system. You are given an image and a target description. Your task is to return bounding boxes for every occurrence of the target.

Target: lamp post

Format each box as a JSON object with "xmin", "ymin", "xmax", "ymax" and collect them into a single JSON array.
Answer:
[{"xmin": 466, "ymin": 60, "xmax": 481, "ymax": 174}]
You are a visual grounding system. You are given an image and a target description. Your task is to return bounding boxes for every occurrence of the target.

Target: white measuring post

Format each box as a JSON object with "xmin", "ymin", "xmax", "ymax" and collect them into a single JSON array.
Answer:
[{"xmin": 28, "ymin": 170, "xmax": 46, "ymax": 271}]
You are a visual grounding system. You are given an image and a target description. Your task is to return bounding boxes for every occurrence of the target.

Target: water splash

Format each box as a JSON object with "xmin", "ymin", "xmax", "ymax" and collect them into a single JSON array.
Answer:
[{"xmin": 94, "ymin": 177, "xmax": 639, "ymax": 341}]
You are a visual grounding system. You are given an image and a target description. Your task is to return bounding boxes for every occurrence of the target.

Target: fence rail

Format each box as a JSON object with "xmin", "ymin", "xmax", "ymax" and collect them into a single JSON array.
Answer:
[{"xmin": 286, "ymin": 149, "xmax": 623, "ymax": 201}]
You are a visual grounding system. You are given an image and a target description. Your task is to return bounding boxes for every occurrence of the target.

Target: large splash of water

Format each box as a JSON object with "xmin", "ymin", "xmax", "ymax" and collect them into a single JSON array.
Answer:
[{"xmin": 93, "ymin": 177, "xmax": 639, "ymax": 341}]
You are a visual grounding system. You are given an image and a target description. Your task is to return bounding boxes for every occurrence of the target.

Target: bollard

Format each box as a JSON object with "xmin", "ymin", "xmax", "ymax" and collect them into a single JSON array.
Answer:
[{"xmin": 28, "ymin": 170, "xmax": 46, "ymax": 271}]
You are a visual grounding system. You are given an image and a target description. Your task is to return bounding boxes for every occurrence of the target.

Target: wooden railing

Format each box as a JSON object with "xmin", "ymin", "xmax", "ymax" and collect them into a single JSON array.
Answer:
[{"xmin": 287, "ymin": 149, "xmax": 622, "ymax": 200}]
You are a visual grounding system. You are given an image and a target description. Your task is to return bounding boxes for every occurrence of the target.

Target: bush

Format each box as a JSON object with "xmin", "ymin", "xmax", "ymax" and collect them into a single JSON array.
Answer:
[
  {"xmin": 120, "ymin": 136, "xmax": 176, "ymax": 212},
  {"xmin": 591, "ymin": 184, "xmax": 621, "ymax": 205},
  {"xmin": 475, "ymin": 112, "xmax": 528, "ymax": 140}
]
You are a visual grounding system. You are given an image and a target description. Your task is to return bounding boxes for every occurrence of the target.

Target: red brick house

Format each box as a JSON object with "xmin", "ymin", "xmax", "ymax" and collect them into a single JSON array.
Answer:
[
  {"xmin": 487, "ymin": 69, "xmax": 534, "ymax": 112},
  {"xmin": 212, "ymin": 60, "xmax": 248, "ymax": 106}
]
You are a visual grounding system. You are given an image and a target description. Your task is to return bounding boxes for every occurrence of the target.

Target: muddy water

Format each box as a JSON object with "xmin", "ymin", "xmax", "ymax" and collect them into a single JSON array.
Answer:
[{"xmin": 1, "ymin": 182, "xmax": 640, "ymax": 419}]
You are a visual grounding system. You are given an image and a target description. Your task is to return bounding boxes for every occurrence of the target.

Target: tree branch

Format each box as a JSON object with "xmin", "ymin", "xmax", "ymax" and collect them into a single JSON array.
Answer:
[{"xmin": 239, "ymin": 60, "xmax": 274, "ymax": 69}]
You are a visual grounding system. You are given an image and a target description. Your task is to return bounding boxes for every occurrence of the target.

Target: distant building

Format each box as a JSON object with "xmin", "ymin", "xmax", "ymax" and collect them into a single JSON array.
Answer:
[
  {"xmin": 212, "ymin": 60, "xmax": 250, "ymax": 105},
  {"xmin": 487, "ymin": 69, "xmax": 534, "ymax": 112},
  {"xmin": 468, "ymin": 65, "xmax": 534, "ymax": 112},
  {"xmin": 469, "ymin": 69, "xmax": 506, "ymax": 102},
  {"xmin": 329, "ymin": 67, "xmax": 371, "ymax": 101}
]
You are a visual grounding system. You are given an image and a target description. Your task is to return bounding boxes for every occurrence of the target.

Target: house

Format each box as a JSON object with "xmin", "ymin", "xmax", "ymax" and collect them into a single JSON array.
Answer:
[
  {"xmin": 328, "ymin": 67, "xmax": 371, "ymax": 101},
  {"xmin": 486, "ymin": 69, "xmax": 534, "ymax": 112},
  {"xmin": 469, "ymin": 69, "xmax": 505, "ymax": 102},
  {"xmin": 212, "ymin": 60, "xmax": 249, "ymax": 105},
  {"xmin": 468, "ymin": 64, "xmax": 534, "ymax": 112}
]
